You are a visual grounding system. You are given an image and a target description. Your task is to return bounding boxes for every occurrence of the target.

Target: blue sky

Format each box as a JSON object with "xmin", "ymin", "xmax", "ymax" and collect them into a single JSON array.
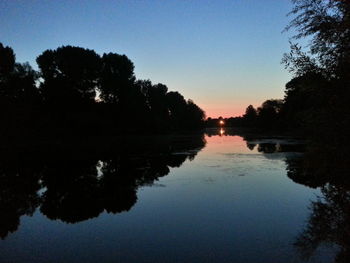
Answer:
[{"xmin": 0, "ymin": 0, "xmax": 295, "ymax": 117}]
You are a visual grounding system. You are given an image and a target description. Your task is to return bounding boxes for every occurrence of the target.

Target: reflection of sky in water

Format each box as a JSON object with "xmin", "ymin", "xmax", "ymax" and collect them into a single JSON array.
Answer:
[{"xmin": 0, "ymin": 134, "xmax": 337, "ymax": 263}]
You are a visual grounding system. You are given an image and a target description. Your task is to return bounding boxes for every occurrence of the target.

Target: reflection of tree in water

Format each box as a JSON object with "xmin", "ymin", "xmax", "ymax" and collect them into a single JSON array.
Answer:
[
  {"xmin": 286, "ymin": 144, "xmax": 350, "ymax": 263},
  {"xmin": 256, "ymin": 139, "xmax": 350, "ymax": 262},
  {"xmin": 206, "ymin": 129, "xmax": 350, "ymax": 262},
  {"xmin": 295, "ymin": 184, "xmax": 350, "ymax": 263},
  {"xmin": 257, "ymin": 143, "xmax": 278, "ymax": 153},
  {"xmin": 285, "ymin": 155, "xmax": 329, "ymax": 189},
  {"xmin": 246, "ymin": 142, "xmax": 256, "ymax": 151},
  {"xmin": 241, "ymin": 134, "xmax": 350, "ymax": 262},
  {"xmin": 0, "ymin": 134, "xmax": 205, "ymax": 238},
  {"xmin": 40, "ymin": 158, "xmax": 102, "ymax": 223},
  {"xmin": 0, "ymin": 157, "xmax": 41, "ymax": 239}
]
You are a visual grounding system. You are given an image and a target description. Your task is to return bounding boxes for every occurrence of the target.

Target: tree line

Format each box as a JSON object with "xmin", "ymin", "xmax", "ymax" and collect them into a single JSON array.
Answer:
[
  {"xmin": 208, "ymin": 0, "xmax": 350, "ymax": 143},
  {"xmin": 0, "ymin": 44, "xmax": 206, "ymax": 138}
]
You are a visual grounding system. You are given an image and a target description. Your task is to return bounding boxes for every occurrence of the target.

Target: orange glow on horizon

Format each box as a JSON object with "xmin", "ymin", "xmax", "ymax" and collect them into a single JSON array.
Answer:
[
  {"xmin": 203, "ymin": 106, "xmax": 246, "ymax": 119},
  {"xmin": 200, "ymin": 101, "xmax": 262, "ymax": 119}
]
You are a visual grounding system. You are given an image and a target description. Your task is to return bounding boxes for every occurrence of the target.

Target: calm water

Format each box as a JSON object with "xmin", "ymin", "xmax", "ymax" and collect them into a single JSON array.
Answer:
[{"xmin": 0, "ymin": 130, "xmax": 339, "ymax": 262}]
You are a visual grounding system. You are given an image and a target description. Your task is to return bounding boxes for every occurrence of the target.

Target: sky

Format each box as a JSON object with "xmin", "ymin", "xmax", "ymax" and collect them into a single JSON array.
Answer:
[{"xmin": 0, "ymin": 0, "xmax": 295, "ymax": 118}]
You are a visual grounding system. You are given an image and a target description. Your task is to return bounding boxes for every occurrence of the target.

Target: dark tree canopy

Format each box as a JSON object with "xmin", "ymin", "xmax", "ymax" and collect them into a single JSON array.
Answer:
[
  {"xmin": 99, "ymin": 53, "xmax": 136, "ymax": 104},
  {"xmin": 0, "ymin": 43, "xmax": 205, "ymax": 137},
  {"xmin": 284, "ymin": 0, "xmax": 350, "ymax": 78},
  {"xmin": 0, "ymin": 43, "xmax": 15, "ymax": 76},
  {"xmin": 281, "ymin": 0, "xmax": 350, "ymax": 138},
  {"xmin": 243, "ymin": 105, "xmax": 257, "ymax": 125},
  {"xmin": 0, "ymin": 44, "xmax": 39, "ymax": 105},
  {"xmin": 37, "ymin": 46, "xmax": 101, "ymax": 104},
  {"xmin": 166, "ymin": 91, "xmax": 187, "ymax": 129}
]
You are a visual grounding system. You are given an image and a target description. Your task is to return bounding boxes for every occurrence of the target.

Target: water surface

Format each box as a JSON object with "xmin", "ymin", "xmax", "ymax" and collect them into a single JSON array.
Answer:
[{"xmin": 0, "ymin": 131, "xmax": 338, "ymax": 262}]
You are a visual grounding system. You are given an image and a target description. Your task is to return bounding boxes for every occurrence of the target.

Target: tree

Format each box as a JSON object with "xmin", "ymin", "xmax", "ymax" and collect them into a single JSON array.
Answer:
[
  {"xmin": 283, "ymin": 0, "xmax": 350, "ymax": 137},
  {"xmin": 8, "ymin": 63, "xmax": 39, "ymax": 103},
  {"xmin": 0, "ymin": 43, "xmax": 38, "ymax": 103},
  {"xmin": 243, "ymin": 105, "xmax": 257, "ymax": 125},
  {"xmin": 185, "ymin": 99, "xmax": 206, "ymax": 129},
  {"xmin": 166, "ymin": 91, "xmax": 187, "ymax": 129},
  {"xmin": 282, "ymin": 72, "xmax": 331, "ymax": 130},
  {"xmin": 284, "ymin": 0, "xmax": 350, "ymax": 78},
  {"xmin": 257, "ymin": 99, "xmax": 283, "ymax": 130},
  {"xmin": 140, "ymin": 81, "xmax": 170, "ymax": 130},
  {"xmin": 1, "ymin": 43, "xmax": 206, "ymax": 135},
  {"xmin": 0, "ymin": 43, "xmax": 16, "ymax": 100},
  {"xmin": 37, "ymin": 46, "xmax": 101, "ymax": 105},
  {"xmin": 0, "ymin": 43, "xmax": 15, "ymax": 77},
  {"xmin": 99, "ymin": 53, "xmax": 136, "ymax": 104}
]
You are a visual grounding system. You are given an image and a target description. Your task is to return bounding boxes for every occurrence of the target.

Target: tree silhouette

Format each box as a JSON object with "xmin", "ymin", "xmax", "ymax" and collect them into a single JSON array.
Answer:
[
  {"xmin": 0, "ymin": 43, "xmax": 15, "ymax": 77},
  {"xmin": 0, "ymin": 43, "xmax": 206, "ymax": 135},
  {"xmin": 37, "ymin": 46, "xmax": 101, "ymax": 105},
  {"xmin": 36, "ymin": 44, "xmax": 205, "ymax": 134},
  {"xmin": 99, "ymin": 53, "xmax": 136, "ymax": 104},
  {"xmin": 281, "ymin": 0, "xmax": 350, "ymax": 138},
  {"xmin": 166, "ymin": 91, "xmax": 187, "ymax": 130},
  {"xmin": 285, "ymin": 0, "xmax": 350, "ymax": 78},
  {"xmin": 186, "ymin": 99, "xmax": 206, "ymax": 129},
  {"xmin": 0, "ymin": 43, "xmax": 38, "ymax": 104},
  {"xmin": 138, "ymin": 80, "xmax": 170, "ymax": 131},
  {"xmin": 242, "ymin": 105, "xmax": 257, "ymax": 126}
]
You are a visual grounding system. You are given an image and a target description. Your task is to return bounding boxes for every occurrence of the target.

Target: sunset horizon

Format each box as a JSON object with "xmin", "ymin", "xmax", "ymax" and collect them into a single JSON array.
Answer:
[
  {"xmin": 0, "ymin": 0, "xmax": 292, "ymax": 118},
  {"xmin": 1, "ymin": 1, "xmax": 348, "ymax": 262}
]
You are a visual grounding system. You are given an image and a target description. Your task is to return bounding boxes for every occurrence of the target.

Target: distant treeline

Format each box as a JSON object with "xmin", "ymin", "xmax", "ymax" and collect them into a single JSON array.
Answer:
[
  {"xmin": 206, "ymin": 99, "xmax": 284, "ymax": 132},
  {"xmin": 207, "ymin": 0, "xmax": 350, "ymax": 143},
  {"xmin": 0, "ymin": 44, "xmax": 205, "ymax": 138}
]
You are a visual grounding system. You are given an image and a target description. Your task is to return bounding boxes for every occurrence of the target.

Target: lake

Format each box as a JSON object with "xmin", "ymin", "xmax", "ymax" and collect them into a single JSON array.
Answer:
[{"xmin": 0, "ymin": 129, "xmax": 340, "ymax": 262}]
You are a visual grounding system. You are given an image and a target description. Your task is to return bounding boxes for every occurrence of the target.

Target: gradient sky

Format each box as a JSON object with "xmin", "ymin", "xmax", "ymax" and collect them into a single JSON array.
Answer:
[{"xmin": 0, "ymin": 0, "xmax": 294, "ymax": 117}]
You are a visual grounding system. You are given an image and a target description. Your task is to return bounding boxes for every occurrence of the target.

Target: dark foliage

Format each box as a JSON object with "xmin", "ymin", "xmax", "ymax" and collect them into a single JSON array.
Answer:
[{"xmin": 0, "ymin": 43, "xmax": 205, "ymax": 138}]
